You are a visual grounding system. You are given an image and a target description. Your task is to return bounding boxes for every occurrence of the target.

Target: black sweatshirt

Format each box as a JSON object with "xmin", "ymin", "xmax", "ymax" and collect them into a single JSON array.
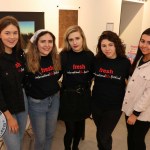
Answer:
[
  {"xmin": 26, "ymin": 55, "xmax": 60, "ymax": 99},
  {"xmin": 92, "ymin": 56, "xmax": 131, "ymax": 109},
  {"xmin": 60, "ymin": 50, "xmax": 94, "ymax": 88}
]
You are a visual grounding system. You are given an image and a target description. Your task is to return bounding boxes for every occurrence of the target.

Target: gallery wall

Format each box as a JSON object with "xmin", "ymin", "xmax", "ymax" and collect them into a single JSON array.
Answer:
[
  {"xmin": 0, "ymin": 0, "xmax": 149, "ymax": 53},
  {"xmin": 120, "ymin": 1, "xmax": 144, "ymax": 53},
  {"xmin": 0, "ymin": 0, "xmax": 122, "ymax": 53}
]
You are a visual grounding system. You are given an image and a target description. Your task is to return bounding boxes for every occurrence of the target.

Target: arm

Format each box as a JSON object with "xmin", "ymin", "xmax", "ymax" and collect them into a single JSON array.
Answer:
[
  {"xmin": 0, "ymin": 77, "xmax": 19, "ymax": 133},
  {"xmin": 128, "ymin": 80, "xmax": 150, "ymax": 125}
]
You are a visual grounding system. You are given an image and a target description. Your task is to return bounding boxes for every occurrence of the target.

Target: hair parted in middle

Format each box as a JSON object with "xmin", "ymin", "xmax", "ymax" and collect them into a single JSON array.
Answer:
[
  {"xmin": 62, "ymin": 25, "xmax": 89, "ymax": 51},
  {"xmin": 96, "ymin": 30, "xmax": 126, "ymax": 59},
  {"xmin": 26, "ymin": 30, "xmax": 61, "ymax": 73},
  {"xmin": 0, "ymin": 15, "xmax": 24, "ymax": 55}
]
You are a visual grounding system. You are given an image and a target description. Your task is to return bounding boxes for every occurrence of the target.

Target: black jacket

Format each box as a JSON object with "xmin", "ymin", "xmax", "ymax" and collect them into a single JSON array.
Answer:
[{"xmin": 0, "ymin": 50, "xmax": 25, "ymax": 114}]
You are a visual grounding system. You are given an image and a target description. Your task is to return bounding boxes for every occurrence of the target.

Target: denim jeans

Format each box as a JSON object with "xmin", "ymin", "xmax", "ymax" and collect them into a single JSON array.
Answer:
[
  {"xmin": 28, "ymin": 91, "xmax": 60, "ymax": 150},
  {"xmin": 3, "ymin": 89, "xmax": 28, "ymax": 150}
]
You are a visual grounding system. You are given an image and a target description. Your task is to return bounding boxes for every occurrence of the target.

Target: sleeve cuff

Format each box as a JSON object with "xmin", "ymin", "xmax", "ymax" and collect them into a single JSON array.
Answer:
[{"xmin": 133, "ymin": 110, "xmax": 141, "ymax": 117}]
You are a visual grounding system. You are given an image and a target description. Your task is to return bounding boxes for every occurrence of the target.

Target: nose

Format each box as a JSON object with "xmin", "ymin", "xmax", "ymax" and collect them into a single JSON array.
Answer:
[
  {"xmin": 105, "ymin": 46, "xmax": 110, "ymax": 50},
  {"xmin": 45, "ymin": 42, "xmax": 50, "ymax": 47},
  {"xmin": 10, "ymin": 33, "xmax": 15, "ymax": 38},
  {"xmin": 73, "ymin": 39, "xmax": 77, "ymax": 45}
]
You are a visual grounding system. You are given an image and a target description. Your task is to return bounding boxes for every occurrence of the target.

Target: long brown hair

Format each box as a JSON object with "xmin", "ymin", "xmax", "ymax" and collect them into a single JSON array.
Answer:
[
  {"xmin": 26, "ymin": 30, "xmax": 61, "ymax": 73},
  {"xmin": 0, "ymin": 16, "xmax": 24, "ymax": 54}
]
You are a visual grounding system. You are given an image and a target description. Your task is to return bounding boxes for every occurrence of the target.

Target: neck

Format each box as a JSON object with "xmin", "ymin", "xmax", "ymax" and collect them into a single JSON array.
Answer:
[
  {"xmin": 143, "ymin": 54, "xmax": 150, "ymax": 62},
  {"xmin": 5, "ymin": 49, "xmax": 13, "ymax": 54}
]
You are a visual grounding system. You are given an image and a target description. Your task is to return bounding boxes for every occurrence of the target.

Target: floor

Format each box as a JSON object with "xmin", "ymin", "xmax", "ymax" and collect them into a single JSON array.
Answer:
[{"xmin": 0, "ymin": 114, "xmax": 150, "ymax": 150}]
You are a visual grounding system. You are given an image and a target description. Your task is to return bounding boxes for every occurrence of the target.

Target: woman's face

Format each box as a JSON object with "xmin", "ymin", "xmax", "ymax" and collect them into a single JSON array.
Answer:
[
  {"xmin": 139, "ymin": 34, "xmax": 150, "ymax": 57},
  {"xmin": 68, "ymin": 31, "xmax": 83, "ymax": 52},
  {"xmin": 0, "ymin": 24, "xmax": 19, "ymax": 54},
  {"xmin": 101, "ymin": 39, "xmax": 117, "ymax": 59},
  {"xmin": 37, "ymin": 33, "xmax": 53, "ymax": 56}
]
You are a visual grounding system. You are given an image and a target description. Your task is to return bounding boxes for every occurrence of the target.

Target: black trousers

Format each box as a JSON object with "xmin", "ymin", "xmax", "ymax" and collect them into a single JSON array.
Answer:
[
  {"xmin": 92, "ymin": 108, "xmax": 122, "ymax": 150},
  {"xmin": 125, "ymin": 116, "xmax": 150, "ymax": 150},
  {"xmin": 64, "ymin": 120, "xmax": 84, "ymax": 150}
]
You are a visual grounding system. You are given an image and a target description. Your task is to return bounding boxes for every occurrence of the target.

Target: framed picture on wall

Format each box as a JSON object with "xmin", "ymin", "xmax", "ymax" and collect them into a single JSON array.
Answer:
[
  {"xmin": 106, "ymin": 22, "xmax": 114, "ymax": 31},
  {"xmin": 0, "ymin": 12, "xmax": 44, "ymax": 48}
]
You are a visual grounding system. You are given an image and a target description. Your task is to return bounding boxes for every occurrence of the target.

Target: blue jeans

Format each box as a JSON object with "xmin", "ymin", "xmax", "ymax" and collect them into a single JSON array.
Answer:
[
  {"xmin": 28, "ymin": 91, "xmax": 60, "ymax": 150},
  {"xmin": 3, "ymin": 89, "xmax": 28, "ymax": 150}
]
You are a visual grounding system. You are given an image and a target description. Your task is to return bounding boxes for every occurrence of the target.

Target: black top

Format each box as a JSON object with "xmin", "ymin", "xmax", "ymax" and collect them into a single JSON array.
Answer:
[
  {"xmin": 26, "ymin": 55, "xmax": 60, "ymax": 99},
  {"xmin": 92, "ymin": 56, "xmax": 131, "ymax": 109},
  {"xmin": 60, "ymin": 50, "xmax": 94, "ymax": 88},
  {"xmin": 0, "ymin": 50, "xmax": 25, "ymax": 114},
  {"xmin": 59, "ymin": 49, "xmax": 94, "ymax": 121}
]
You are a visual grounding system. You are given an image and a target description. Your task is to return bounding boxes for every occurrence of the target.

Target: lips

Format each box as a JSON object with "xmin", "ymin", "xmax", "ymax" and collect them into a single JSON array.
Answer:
[{"xmin": 73, "ymin": 46, "xmax": 78, "ymax": 49}]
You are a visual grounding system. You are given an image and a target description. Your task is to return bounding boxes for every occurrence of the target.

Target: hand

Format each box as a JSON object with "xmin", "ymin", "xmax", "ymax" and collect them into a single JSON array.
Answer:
[
  {"xmin": 127, "ymin": 114, "xmax": 137, "ymax": 125},
  {"xmin": 4, "ymin": 110, "xmax": 19, "ymax": 134},
  {"xmin": 7, "ymin": 116, "xmax": 19, "ymax": 134}
]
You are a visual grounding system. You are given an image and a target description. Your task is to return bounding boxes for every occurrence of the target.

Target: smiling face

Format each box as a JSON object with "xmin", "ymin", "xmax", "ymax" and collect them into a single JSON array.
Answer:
[
  {"xmin": 37, "ymin": 33, "xmax": 53, "ymax": 56},
  {"xmin": 139, "ymin": 34, "xmax": 150, "ymax": 60},
  {"xmin": 101, "ymin": 39, "xmax": 117, "ymax": 59},
  {"xmin": 0, "ymin": 24, "xmax": 19, "ymax": 54},
  {"xmin": 68, "ymin": 31, "xmax": 83, "ymax": 52}
]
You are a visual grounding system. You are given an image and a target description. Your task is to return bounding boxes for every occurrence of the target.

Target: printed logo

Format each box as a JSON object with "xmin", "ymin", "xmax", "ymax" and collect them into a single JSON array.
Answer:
[{"xmin": 0, "ymin": 111, "xmax": 7, "ymax": 137}]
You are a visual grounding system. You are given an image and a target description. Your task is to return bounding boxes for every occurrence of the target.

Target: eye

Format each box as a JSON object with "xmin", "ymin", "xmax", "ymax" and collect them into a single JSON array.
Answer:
[
  {"xmin": 5, "ymin": 32, "xmax": 10, "ymax": 35},
  {"xmin": 140, "ymin": 39, "xmax": 145, "ymax": 43},
  {"xmin": 48, "ymin": 40, "xmax": 53, "ymax": 43},
  {"xmin": 101, "ymin": 44, "xmax": 106, "ymax": 48},
  {"xmin": 68, "ymin": 38, "xmax": 73, "ymax": 42},
  {"xmin": 14, "ymin": 31, "xmax": 18, "ymax": 35},
  {"xmin": 76, "ymin": 37, "xmax": 80, "ymax": 40}
]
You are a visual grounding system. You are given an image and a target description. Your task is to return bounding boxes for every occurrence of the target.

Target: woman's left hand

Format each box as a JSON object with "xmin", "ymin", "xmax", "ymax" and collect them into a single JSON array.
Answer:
[{"xmin": 127, "ymin": 114, "xmax": 137, "ymax": 125}]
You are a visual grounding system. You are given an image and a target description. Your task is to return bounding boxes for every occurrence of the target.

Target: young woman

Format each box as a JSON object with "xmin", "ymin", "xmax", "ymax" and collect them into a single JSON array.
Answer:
[
  {"xmin": 122, "ymin": 28, "xmax": 150, "ymax": 150},
  {"xmin": 92, "ymin": 31, "xmax": 131, "ymax": 150},
  {"xmin": 25, "ymin": 29, "xmax": 61, "ymax": 150},
  {"xmin": 59, "ymin": 25, "xmax": 94, "ymax": 150},
  {"xmin": 0, "ymin": 16, "xmax": 28, "ymax": 150}
]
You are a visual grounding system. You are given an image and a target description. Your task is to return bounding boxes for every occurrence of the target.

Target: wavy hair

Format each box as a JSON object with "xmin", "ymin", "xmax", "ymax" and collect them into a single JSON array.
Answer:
[{"xmin": 96, "ymin": 31, "xmax": 126, "ymax": 59}]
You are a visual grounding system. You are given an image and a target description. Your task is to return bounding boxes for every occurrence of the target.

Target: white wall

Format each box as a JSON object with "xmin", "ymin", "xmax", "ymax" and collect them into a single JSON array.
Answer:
[
  {"xmin": 0, "ymin": 0, "xmax": 149, "ymax": 53},
  {"xmin": 120, "ymin": 0, "xmax": 150, "ymax": 55},
  {"xmin": 142, "ymin": 0, "xmax": 150, "ymax": 32},
  {"xmin": 120, "ymin": 1, "xmax": 144, "ymax": 52},
  {"xmin": 0, "ymin": 0, "xmax": 122, "ymax": 53}
]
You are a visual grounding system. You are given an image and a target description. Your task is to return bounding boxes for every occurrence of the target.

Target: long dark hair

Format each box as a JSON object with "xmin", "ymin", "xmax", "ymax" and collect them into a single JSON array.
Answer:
[
  {"xmin": 130, "ymin": 28, "xmax": 150, "ymax": 75},
  {"xmin": 96, "ymin": 30, "xmax": 126, "ymax": 59}
]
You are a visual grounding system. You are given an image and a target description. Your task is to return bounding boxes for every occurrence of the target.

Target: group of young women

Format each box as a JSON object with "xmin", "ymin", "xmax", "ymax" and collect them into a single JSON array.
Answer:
[{"xmin": 0, "ymin": 15, "xmax": 150, "ymax": 150}]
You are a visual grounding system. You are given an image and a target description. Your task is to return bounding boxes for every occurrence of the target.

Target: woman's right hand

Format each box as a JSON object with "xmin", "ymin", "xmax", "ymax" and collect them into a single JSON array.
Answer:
[{"xmin": 4, "ymin": 110, "xmax": 19, "ymax": 134}]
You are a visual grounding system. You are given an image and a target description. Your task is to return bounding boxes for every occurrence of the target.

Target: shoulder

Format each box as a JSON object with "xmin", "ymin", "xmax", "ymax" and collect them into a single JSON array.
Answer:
[
  {"xmin": 83, "ymin": 50, "xmax": 94, "ymax": 60},
  {"xmin": 118, "ymin": 57, "xmax": 131, "ymax": 65},
  {"xmin": 85, "ymin": 50, "xmax": 94, "ymax": 56}
]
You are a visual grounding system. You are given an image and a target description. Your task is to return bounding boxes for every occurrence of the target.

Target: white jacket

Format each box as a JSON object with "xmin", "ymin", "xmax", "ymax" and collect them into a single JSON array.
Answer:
[{"xmin": 122, "ymin": 58, "xmax": 150, "ymax": 121}]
